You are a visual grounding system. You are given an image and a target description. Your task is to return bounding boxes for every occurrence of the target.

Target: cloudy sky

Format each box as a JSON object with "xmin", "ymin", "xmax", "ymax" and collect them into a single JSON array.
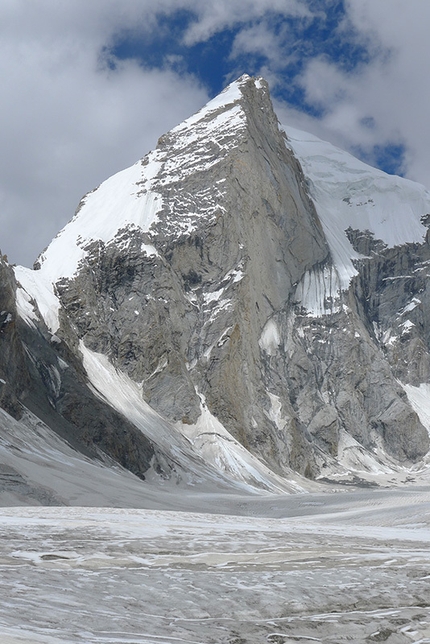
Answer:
[{"xmin": 2, "ymin": 0, "xmax": 430, "ymax": 266}]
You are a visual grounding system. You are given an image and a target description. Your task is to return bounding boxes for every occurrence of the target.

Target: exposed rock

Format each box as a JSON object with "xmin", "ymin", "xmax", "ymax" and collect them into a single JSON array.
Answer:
[
  {"xmin": 0, "ymin": 255, "xmax": 161, "ymax": 479},
  {"xmin": 6, "ymin": 74, "xmax": 430, "ymax": 488}
]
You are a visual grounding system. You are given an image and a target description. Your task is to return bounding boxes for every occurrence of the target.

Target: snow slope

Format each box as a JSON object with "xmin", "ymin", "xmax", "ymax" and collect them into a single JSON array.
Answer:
[
  {"xmin": 33, "ymin": 78, "xmax": 246, "ymax": 284},
  {"xmin": 284, "ymin": 125, "xmax": 430, "ymax": 292},
  {"xmin": 14, "ymin": 77, "xmax": 249, "ymax": 333},
  {"xmin": 81, "ymin": 342, "xmax": 309, "ymax": 495}
]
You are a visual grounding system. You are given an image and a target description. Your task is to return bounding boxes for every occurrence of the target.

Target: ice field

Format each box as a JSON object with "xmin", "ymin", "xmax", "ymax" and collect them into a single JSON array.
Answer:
[{"xmin": 1, "ymin": 486, "xmax": 430, "ymax": 643}]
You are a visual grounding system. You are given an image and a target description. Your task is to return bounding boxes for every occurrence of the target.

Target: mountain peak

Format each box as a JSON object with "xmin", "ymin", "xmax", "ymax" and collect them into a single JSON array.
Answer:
[
  {"xmin": 169, "ymin": 74, "xmax": 268, "ymax": 132},
  {"xmin": 9, "ymin": 75, "xmax": 430, "ymax": 492},
  {"xmin": 33, "ymin": 75, "xmax": 276, "ymax": 286}
]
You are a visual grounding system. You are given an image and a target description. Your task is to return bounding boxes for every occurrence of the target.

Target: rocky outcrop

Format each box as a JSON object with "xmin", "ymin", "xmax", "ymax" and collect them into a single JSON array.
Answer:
[
  {"xmin": 0, "ymin": 257, "xmax": 29, "ymax": 419},
  {"xmin": 348, "ymin": 226, "xmax": 430, "ymax": 387}
]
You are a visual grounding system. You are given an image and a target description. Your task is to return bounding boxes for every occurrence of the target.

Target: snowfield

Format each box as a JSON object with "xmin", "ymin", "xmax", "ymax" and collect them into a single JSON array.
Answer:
[
  {"xmin": 2, "ymin": 489, "xmax": 430, "ymax": 643},
  {"xmin": 283, "ymin": 125, "xmax": 430, "ymax": 284},
  {"xmin": 283, "ymin": 124, "xmax": 430, "ymax": 315}
]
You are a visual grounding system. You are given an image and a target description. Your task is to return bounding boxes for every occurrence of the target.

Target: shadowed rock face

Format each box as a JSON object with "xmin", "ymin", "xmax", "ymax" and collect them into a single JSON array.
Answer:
[
  {"xmin": 2, "ymin": 75, "xmax": 430, "ymax": 487},
  {"xmin": 0, "ymin": 258, "xmax": 29, "ymax": 419},
  {"xmin": 0, "ymin": 256, "xmax": 159, "ymax": 479}
]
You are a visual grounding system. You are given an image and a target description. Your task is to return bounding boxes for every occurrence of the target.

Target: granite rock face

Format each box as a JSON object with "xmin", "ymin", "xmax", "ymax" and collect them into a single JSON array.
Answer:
[
  {"xmin": 6, "ymin": 75, "xmax": 430, "ymax": 487},
  {"xmin": 52, "ymin": 77, "xmax": 333, "ymax": 477}
]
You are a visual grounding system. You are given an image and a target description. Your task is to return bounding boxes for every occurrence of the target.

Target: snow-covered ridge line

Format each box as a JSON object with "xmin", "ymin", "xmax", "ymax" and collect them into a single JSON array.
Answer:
[
  {"xmin": 170, "ymin": 74, "xmax": 247, "ymax": 134},
  {"xmin": 35, "ymin": 75, "xmax": 251, "ymax": 285},
  {"xmin": 36, "ymin": 159, "xmax": 163, "ymax": 282}
]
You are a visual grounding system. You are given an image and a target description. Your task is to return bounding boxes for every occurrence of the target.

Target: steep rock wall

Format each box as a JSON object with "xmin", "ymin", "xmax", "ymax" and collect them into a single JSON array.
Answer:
[{"xmin": 27, "ymin": 75, "xmax": 430, "ymax": 481}]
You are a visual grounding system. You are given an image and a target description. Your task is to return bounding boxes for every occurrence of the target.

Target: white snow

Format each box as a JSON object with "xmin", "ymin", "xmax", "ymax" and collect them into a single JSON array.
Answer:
[
  {"xmin": 400, "ymin": 297, "xmax": 421, "ymax": 314},
  {"xmin": 204, "ymin": 263, "xmax": 244, "ymax": 307},
  {"xmin": 266, "ymin": 392, "xmax": 287, "ymax": 432},
  {"xmin": 140, "ymin": 242, "xmax": 157, "ymax": 256},
  {"xmin": 283, "ymin": 125, "xmax": 430, "ymax": 310},
  {"xmin": 259, "ymin": 318, "xmax": 281, "ymax": 355},
  {"xmin": 177, "ymin": 391, "xmax": 304, "ymax": 494},
  {"xmin": 333, "ymin": 429, "xmax": 397, "ymax": 477},
  {"xmin": 3, "ymin": 488, "xmax": 430, "ymax": 642},
  {"xmin": 403, "ymin": 382, "xmax": 430, "ymax": 434},
  {"xmin": 401, "ymin": 319, "xmax": 415, "ymax": 333},
  {"xmin": 295, "ymin": 264, "xmax": 342, "ymax": 316},
  {"xmin": 202, "ymin": 326, "xmax": 233, "ymax": 360},
  {"xmin": 80, "ymin": 342, "xmax": 303, "ymax": 493},
  {"xmin": 37, "ymin": 157, "xmax": 163, "ymax": 281},
  {"xmin": 203, "ymin": 286, "xmax": 226, "ymax": 305},
  {"xmin": 14, "ymin": 286, "xmax": 37, "ymax": 329},
  {"xmin": 0, "ymin": 405, "xmax": 168, "ymax": 508},
  {"xmin": 170, "ymin": 76, "xmax": 244, "ymax": 134},
  {"xmin": 14, "ymin": 265, "xmax": 61, "ymax": 333},
  {"xmin": 80, "ymin": 342, "xmax": 207, "ymax": 464}
]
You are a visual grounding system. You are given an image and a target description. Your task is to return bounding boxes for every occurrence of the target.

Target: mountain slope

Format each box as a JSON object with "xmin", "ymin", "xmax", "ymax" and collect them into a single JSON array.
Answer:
[{"xmin": 8, "ymin": 74, "xmax": 430, "ymax": 493}]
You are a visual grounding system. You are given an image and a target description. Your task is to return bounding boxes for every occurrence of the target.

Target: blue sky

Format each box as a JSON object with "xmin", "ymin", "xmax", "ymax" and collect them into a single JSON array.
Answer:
[
  {"xmin": 111, "ymin": 4, "xmax": 371, "ymax": 115},
  {"xmin": 107, "ymin": 3, "xmax": 375, "ymax": 123},
  {"xmin": 1, "ymin": 1, "xmax": 430, "ymax": 265}
]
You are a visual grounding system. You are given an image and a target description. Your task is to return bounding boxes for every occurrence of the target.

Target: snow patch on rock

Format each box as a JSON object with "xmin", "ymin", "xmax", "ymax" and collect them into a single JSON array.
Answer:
[
  {"xmin": 259, "ymin": 319, "xmax": 281, "ymax": 355},
  {"xmin": 403, "ymin": 383, "xmax": 430, "ymax": 434},
  {"xmin": 177, "ymin": 391, "xmax": 302, "ymax": 494},
  {"xmin": 295, "ymin": 264, "xmax": 342, "ymax": 316},
  {"xmin": 37, "ymin": 159, "xmax": 163, "ymax": 281},
  {"xmin": 14, "ymin": 265, "xmax": 61, "ymax": 333},
  {"xmin": 80, "ymin": 342, "xmax": 301, "ymax": 493}
]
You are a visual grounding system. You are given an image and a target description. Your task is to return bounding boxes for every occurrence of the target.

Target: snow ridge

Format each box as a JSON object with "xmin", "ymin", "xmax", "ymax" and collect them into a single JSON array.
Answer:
[{"xmin": 35, "ymin": 76, "xmax": 249, "ymax": 284}]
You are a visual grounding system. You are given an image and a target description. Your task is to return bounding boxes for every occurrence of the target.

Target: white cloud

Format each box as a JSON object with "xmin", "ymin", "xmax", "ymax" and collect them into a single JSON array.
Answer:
[
  {"xmin": 289, "ymin": 1, "xmax": 430, "ymax": 187},
  {"xmin": 3, "ymin": 0, "xmax": 430, "ymax": 266},
  {"xmin": 230, "ymin": 20, "xmax": 292, "ymax": 66},
  {"xmin": 182, "ymin": 0, "xmax": 311, "ymax": 45},
  {"xmin": 0, "ymin": 1, "xmax": 208, "ymax": 266},
  {"xmin": 293, "ymin": 57, "xmax": 401, "ymax": 158},
  {"xmin": 0, "ymin": 0, "xmax": 316, "ymax": 265},
  {"xmin": 347, "ymin": 0, "xmax": 430, "ymax": 185}
]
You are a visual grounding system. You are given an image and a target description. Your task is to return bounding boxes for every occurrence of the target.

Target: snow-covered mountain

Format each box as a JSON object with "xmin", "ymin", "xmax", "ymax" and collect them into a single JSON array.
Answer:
[{"xmin": 5, "ymin": 74, "xmax": 430, "ymax": 503}]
